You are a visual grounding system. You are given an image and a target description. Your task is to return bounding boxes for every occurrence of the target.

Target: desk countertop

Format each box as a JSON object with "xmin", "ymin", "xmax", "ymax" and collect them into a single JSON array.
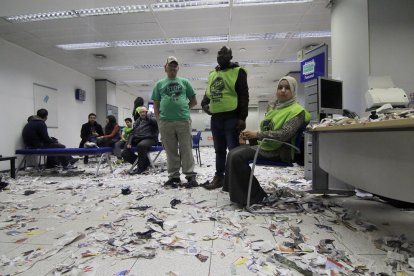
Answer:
[{"xmin": 312, "ymin": 117, "xmax": 414, "ymax": 132}]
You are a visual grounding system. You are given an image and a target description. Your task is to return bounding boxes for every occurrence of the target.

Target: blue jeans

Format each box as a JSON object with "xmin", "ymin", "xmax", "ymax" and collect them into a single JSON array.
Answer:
[{"xmin": 211, "ymin": 115, "xmax": 240, "ymax": 176}]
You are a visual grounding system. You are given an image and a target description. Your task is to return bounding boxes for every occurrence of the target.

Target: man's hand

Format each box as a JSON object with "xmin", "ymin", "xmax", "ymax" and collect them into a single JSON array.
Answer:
[
  {"xmin": 202, "ymin": 105, "xmax": 212, "ymax": 115},
  {"xmin": 241, "ymin": 130, "xmax": 258, "ymax": 140},
  {"xmin": 127, "ymin": 144, "xmax": 132, "ymax": 149},
  {"xmin": 236, "ymin": 120, "xmax": 246, "ymax": 131}
]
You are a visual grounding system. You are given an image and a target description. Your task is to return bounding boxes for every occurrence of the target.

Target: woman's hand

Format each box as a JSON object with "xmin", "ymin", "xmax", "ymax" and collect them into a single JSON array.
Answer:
[{"xmin": 241, "ymin": 130, "xmax": 258, "ymax": 140}]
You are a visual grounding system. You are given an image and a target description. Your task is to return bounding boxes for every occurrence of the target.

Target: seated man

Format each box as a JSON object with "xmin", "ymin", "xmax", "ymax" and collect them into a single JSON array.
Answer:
[
  {"xmin": 22, "ymin": 108, "xmax": 77, "ymax": 170},
  {"xmin": 122, "ymin": 107, "xmax": 158, "ymax": 174},
  {"xmin": 113, "ymin": 118, "xmax": 133, "ymax": 159},
  {"xmin": 79, "ymin": 113, "xmax": 104, "ymax": 164}
]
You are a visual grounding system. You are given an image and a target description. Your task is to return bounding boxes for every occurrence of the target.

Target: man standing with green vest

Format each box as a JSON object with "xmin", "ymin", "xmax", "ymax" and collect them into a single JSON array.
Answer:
[
  {"xmin": 201, "ymin": 46, "xmax": 249, "ymax": 190},
  {"xmin": 152, "ymin": 56, "xmax": 199, "ymax": 188}
]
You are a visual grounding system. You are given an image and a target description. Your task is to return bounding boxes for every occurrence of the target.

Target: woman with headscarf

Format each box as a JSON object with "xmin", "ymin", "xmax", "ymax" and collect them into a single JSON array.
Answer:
[
  {"xmin": 223, "ymin": 76, "xmax": 311, "ymax": 206},
  {"xmin": 97, "ymin": 115, "xmax": 120, "ymax": 148}
]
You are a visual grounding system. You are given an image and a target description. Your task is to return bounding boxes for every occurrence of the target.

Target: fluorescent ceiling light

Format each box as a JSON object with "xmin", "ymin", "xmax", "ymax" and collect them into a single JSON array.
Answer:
[
  {"xmin": 4, "ymin": 5, "xmax": 149, "ymax": 23},
  {"xmin": 188, "ymin": 77, "xmax": 209, "ymax": 81},
  {"xmin": 234, "ymin": 0, "xmax": 312, "ymax": 6},
  {"xmin": 291, "ymin": 31, "xmax": 331, "ymax": 38},
  {"xmin": 57, "ymin": 30, "xmax": 329, "ymax": 50},
  {"xmin": 152, "ymin": 0, "xmax": 229, "ymax": 10},
  {"xmin": 97, "ymin": 65, "xmax": 136, "ymax": 71},
  {"xmin": 181, "ymin": 62, "xmax": 216, "ymax": 67},
  {"xmin": 77, "ymin": 5, "xmax": 149, "ymax": 16},
  {"xmin": 114, "ymin": 39, "xmax": 168, "ymax": 47},
  {"xmin": 98, "ymin": 59, "xmax": 297, "ymax": 71},
  {"xmin": 120, "ymin": 80, "xmax": 155, "ymax": 84},
  {"xmin": 170, "ymin": 35, "xmax": 228, "ymax": 44},
  {"xmin": 4, "ymin": 0, "xmax": 311, "ymax": 23},
  {"xmin": 231, "ymin": 32, "xmax": 289, "ymax": 41},
  {"xmin": 57, "ymin": 42, "xmax": 113, "ymax": 50},
  {"xmin": 5, "ymin": 11, "xmax": 77, "ymax": 23}
]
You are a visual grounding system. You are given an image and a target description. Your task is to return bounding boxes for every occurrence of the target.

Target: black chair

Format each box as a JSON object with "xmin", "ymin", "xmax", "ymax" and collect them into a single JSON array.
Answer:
[
  {"xmin": 192, "ymin": 131, "xmax": 202, "ymax": 165},
  {"xmin": 246, "ymin": 124, "xmax": 308, "ymax": 214}
]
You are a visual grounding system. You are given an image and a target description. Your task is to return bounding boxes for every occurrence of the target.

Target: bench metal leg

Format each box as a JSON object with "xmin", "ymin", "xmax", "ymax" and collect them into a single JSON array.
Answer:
[
  {"xmin": 10, "ymin": 159, "xmax": 16, "ymax": 179},
  {"xmin": 95, "ymin": 153, "xmax": 113, "ymax": 177},
  {"xmin": 96, "ymin": 154, "xmax": 104, "ymax": 176},
  {"xmin": 15, "ymin": 156, "xmax": 28, "ymax": 178},
  {"xmin": 106, "ymin": 153, "xmax": 113, "ymax": 173},
  {"xmin": 129, "ymin": 155, "xmax": 139, "ymax": 173}
]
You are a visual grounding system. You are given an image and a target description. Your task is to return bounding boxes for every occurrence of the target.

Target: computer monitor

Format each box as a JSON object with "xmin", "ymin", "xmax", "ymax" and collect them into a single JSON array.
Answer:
[
  {"xmin": 148, "ymin": 102, "xmax": 154, "ymax": 113},
  {"xmin": 318, "ymin": 77, "xmax": 343, "ymax": 116}
]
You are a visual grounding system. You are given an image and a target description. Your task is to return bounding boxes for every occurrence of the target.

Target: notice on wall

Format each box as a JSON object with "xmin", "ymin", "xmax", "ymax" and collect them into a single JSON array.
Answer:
[{"xmin": 33, "ymin": 83, "xmax": 58, "ymax": 128}]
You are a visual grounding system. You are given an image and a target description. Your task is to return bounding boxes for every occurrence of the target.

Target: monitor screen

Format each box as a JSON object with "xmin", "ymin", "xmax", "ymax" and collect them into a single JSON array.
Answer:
[
  {"xmin": 148, "ymin": 102, "xmax": 154, "ymax": 113},
  {"xmin": 318, "ymin": 77, "xmax": 343, "ymax": 115}
]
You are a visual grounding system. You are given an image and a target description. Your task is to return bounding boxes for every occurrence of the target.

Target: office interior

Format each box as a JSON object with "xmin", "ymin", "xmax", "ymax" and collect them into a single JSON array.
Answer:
[{"xmin": 0, "ymin": 0, "xmax": 414, "ymax": 275}]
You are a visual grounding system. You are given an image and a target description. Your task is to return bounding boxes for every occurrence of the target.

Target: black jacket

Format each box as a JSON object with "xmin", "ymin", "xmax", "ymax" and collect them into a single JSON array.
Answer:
[
  {"xmin": 22, "ymin": 116, "xmax": 53, "ymax": 148},
  {"xmin": 127, "ymin": 116, "xmax": 159, "ymax": 144},
  {"xmin": 201, "ymin": 62, "xmax": 249, "ymax": 121},
  {"xmin": 80, "ymin": 121, "xmax": 104, "ymax": 142}
]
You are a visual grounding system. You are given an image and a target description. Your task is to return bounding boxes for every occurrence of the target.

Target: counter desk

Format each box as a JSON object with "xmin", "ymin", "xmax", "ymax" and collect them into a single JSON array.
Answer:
[{"xmin": 311, "ymin": 118, "xmax": 414, "ymax": 203}]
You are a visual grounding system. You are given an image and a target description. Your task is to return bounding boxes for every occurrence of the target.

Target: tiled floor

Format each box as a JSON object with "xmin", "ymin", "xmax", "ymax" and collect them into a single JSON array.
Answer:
[{"xmin": 0, "ymin": 147, "xmax": 413, "ymax": 275}]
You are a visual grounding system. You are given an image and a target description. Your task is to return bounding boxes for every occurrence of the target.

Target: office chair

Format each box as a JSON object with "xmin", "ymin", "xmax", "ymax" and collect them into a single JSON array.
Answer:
[
  {"xmin": 246, "ymin": 124, "xmax": 308, "ymax": 214},
  {"xmin": 192, "ymin": 131, "xmax": 202, "ymax": 165}
]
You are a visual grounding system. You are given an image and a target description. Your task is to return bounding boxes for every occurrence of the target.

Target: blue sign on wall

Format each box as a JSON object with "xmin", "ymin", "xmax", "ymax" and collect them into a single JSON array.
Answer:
[{"xmin": 300, "ymin": 52, "xmax": 325, "ymax": 83}]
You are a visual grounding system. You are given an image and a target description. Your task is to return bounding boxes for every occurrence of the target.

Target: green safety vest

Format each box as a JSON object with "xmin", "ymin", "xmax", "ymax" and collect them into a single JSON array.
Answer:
[
  {"xmin": 259, "ymin": 103, "xmax": 311, "ymax": 153},
  {"xmin": 122, "ymin": 127, "xmax": 133, "ymax": 140},
  {"xmin": 206, "ymin": 67, "xmax": 245, "ymax": 113}
]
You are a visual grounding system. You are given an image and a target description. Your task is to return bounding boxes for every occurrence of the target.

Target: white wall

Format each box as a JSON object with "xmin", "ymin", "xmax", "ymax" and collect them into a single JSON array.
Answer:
[
  {"xmin": 116, "ymin": 89, "xmax": 137, "ymax": 126},
  {"xmin": 368, "ymin": 0, "xmax": 414, "ymax": 95},
  {"xmin": 331, "ymin": 0, "xmax": 414, "ymax": 115},
  {"xmin": 0, "ymin": 38, "xmax": 95, "ymax": 169},
  {"xmin": 331, "ymin": 0, "xmax": 370, "ymax": 115}
]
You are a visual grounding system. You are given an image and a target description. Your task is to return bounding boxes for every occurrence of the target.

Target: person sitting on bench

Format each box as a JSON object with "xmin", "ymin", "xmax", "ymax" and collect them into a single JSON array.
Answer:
[
  {"xmin": 22, "ymin": 108, "xmax": 77, "ymax": 170},
  {"xmin": 79, "ymin": 113, "xmax": 104, "ymax": 164},
  {"xmin": 96, "ymin": 115, "xmax": 120, "ymax": 148},
  {"xmin": 122, "ymin": 107, "xmax": 159, "ymax": 174},
  {"xmin": 113, "ymin": 117, "xmax": 133, "ymax": 160}
]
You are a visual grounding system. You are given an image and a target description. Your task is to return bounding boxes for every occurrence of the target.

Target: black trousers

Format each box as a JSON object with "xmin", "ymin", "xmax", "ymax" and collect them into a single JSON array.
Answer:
[
  {"xmin": 224, "ymin": 145, "xmax": 273, "ymax": 206},
  {"xmin": 43, "ymin": 142, "xmax": 70, "ymax": 167},
  {"xmin": 121, "ymin": 138, "xmax": 157, "ymax": 171}
]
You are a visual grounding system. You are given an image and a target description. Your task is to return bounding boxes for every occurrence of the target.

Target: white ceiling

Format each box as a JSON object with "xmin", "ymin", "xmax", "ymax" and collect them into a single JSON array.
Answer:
[{"xmin": 0, "ymin": 0, "xmax": 332, "ymax": 105}]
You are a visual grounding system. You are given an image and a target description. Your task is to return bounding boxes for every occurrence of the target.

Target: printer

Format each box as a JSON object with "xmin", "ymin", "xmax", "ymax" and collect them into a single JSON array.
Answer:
[{"xmin": 365, "ymin": 76, "xmax": 409, "ymax": 110}]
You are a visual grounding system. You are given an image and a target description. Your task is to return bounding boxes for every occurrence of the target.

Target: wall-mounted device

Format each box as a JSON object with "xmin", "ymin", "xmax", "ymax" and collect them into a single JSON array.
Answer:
[{"xmin": 75, "ymin": 89, "xmax": 86, "ymax": 101}]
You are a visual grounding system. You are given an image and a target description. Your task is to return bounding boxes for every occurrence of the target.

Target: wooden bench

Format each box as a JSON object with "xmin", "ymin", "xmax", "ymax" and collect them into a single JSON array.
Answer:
[
  {"xmin": 15, "ymin": 147, "xmax": 113, "ymax": 177},
  {"xmin": 0, "ymin": 156, "xmax": 17, "ymax": 179}
]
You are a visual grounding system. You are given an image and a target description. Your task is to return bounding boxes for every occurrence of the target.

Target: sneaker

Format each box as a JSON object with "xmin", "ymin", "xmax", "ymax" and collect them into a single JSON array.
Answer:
[
  {"xmin": 63, "ymin": 164, "xmax": 78, "ymax": 170},
  {"xmin": 203, "ymin": 175, "xmax": 223, "ymax": 190},
  {"xmin": 70, "ymin": 157, "xmax": 79, "ymax": 165},
  {"xmin": 0, "ymin": 181, "xmax": 9, "ymax": 191},
  {"xmin": 261, "ymin": 193, "xmax": 279, "ymax": 205},
  {"xmin": 128, "ymin": 168, "xmax": 146, "ymax": 175},
  {"xmin": 85, "ymin": 142, "xmax": 97, "ymax": 148},
  {"xmin": 184, "ymin": 176, "xmax": 199, "ymax": 189},
  {"xmin": 164, "ymin": 178, "xmax": 181, "ymax": 189}
]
